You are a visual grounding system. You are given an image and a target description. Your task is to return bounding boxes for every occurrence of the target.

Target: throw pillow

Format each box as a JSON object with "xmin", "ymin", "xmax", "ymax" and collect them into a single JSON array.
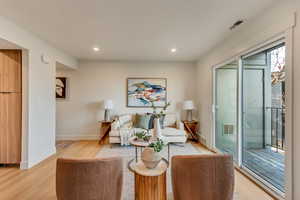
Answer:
[
  {"xmin": 134, "ymin": 114, "xmax": 151, "ymax": 130},
  {"xmin": 122, "ymin": 121, "xmax": 133, "ymax": 129}
]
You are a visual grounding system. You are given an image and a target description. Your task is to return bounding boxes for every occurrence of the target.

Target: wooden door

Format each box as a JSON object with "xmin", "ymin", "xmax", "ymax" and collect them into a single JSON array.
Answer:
[
  {"xmin": 0, "ymin": 50, "xmax": 22, "ymax": 92},
  {"xmin": 0, "ymin": 93, "xmax": 22, "ymax": 163},
  {"xmin": 0, "ymin": 50, "xmax": 22, "ymax": 164}
]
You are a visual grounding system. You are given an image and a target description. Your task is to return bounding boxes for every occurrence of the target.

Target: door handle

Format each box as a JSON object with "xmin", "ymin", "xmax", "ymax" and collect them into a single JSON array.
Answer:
[{"xmin": 0, "ymin": 92, "xmax": 13, "ymax": 94}]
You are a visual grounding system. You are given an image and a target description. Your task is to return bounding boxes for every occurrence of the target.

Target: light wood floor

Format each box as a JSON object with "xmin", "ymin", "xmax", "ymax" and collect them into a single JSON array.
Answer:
[{"xmin": 0, "ymin": 139, "xmax": 275, "ymax": 200}]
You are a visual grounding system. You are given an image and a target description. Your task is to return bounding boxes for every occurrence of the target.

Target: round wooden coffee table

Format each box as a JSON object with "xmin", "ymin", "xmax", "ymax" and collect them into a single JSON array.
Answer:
[{"xmin": 128, "ymin": 158, "xmax": 169, "ymax": 200}]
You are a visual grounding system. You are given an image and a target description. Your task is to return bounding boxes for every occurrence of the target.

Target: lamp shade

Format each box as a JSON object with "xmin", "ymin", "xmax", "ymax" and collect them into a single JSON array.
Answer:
[
  {"xmin": 183, "ymin": 100, "xmax": 194, "ymax": 110},
  {"xmin": 103, "ymin": 100, "xmax": 113, "ymax": 110}
]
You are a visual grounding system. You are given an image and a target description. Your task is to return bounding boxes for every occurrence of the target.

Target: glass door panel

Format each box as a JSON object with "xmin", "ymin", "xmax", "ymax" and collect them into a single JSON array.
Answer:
[
  {"xmin": 242, "ymin": 45, "xmax": 285, "ymax": 193},
  {"xmin": 215, "ymin": 61, "xmax": 238, "ymax": 160}
]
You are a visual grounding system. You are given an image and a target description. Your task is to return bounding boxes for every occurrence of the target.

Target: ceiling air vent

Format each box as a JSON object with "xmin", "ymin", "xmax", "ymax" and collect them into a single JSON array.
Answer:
[{"xmin": 230, "ymin": 20, "xmax": 244, "ymax": 30}]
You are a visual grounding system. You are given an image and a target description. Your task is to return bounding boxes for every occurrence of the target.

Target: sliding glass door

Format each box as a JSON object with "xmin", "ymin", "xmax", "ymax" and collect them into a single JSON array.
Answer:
[
  {"xmin": 242, "ymin": 44, "xmax": 285, "ymax": 193},
  {"xmin": 215, "ymin": 61, "xmax": 238, "ymax": 160},
  {"xmin": 214, "ymin": 43, "xmax": 286, "ymax": 195}
]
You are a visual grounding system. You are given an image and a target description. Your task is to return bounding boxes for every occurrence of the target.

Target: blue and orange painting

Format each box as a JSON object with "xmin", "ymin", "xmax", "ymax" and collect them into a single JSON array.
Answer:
[{"xmin": 127, "ymin": 78, "xmax": 167, "ymax": 107}]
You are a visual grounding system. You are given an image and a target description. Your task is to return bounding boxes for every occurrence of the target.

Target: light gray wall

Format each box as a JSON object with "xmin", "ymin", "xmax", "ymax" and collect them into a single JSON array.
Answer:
[
  {"xmin": 56, "ymin": 61, "xmax": 197, "ymax": 140},
  {"xmin": 292, "ymin": 1, "xmax": 300, "ymax": 199},
  {"xmin": 196, "ymin": 1, "xmax": 295, "ymax": 148},
  {"xmin": 196, "ymin": 1, "xmax": 299, "ymax": 198},
  {"xmin": 0, "ymin": 16, "xmax": 78, "ymax": 168}
]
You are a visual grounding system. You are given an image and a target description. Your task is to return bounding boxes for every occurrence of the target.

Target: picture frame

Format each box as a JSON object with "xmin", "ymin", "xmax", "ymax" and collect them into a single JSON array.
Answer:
[
  {"xmin": 127, "ymin": 77, "xmax": 167, "ymax": 107},
  {"xmin": 56, "ymin": 77, "xmax": 68, "ymax": 99}
]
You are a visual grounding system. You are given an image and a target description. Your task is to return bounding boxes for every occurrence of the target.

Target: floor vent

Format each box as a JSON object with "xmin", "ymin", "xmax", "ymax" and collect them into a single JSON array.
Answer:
[{"xmin": 223, "ymin": 124, "xmax": 234, "ymax": 135}]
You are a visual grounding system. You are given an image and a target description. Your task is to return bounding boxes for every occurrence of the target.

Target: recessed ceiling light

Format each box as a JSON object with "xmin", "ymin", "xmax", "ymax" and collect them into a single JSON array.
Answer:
[
  {"xmin": 171, "ymin": 48, "xmax": 177, "ymax": 53},
  {"xmin": 93, "ymin": 47, "xmax": 100, "ymax": 52}
]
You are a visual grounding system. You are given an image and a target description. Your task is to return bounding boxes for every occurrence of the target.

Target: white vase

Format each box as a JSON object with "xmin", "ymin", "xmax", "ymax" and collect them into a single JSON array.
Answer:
[
  {"xmin": 141, "ymin": 147, "xmax": 162, "ymax": 169},
  {"xmin": 153, "ymin": 118, "xmax": 162, "ymax": 138}
]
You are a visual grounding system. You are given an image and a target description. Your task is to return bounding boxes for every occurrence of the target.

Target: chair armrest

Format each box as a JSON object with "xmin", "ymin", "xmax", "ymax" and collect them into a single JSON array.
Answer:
[
  {"xmin": 176, "ymin": 120, "xmax": 185, "ymax": 130},
  {"xmin": 111, "ymin": 120, "xmax": 120, "ymax": 130}
]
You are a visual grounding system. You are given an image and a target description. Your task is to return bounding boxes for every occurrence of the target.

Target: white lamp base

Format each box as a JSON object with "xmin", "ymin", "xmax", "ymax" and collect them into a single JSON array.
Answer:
[
  {"xmin": 186, "ymin": 110, "xmax": 193, "ymax": 122},
  {"xmin": 104, "ymin": 109, "xmax": 111, "ymax": 122}
]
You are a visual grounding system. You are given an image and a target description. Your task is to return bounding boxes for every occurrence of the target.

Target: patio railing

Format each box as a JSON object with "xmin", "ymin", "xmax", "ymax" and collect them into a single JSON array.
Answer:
[{"xmin": 267, "ymin": 107, "xmax": 285, "ymax": 151}]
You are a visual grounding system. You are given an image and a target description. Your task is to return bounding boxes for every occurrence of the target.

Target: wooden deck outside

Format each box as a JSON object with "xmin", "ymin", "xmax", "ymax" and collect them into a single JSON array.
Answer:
[{"xmin": 243, "ymin": 147, "xmax": 285, "ymax": 192}]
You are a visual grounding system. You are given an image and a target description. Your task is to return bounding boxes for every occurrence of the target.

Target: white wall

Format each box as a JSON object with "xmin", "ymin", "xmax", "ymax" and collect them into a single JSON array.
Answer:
[
  {"xmin": 0, "ymin": 16, "xmax": 78, "ymax": 168},
  {"xmin": 196, "ymin": 0, "xmax": 299, "ymax": 199},
  {"xmin": 56, "ymin": 61, "xmax": 197, "ymax": 140},
  {"xmin": 196, "ymin": 0, "xmax": 295, "ymax": 148},
  {"xmin": 292, "ymin": 2, "xmax": 300, "ymax": 200}
]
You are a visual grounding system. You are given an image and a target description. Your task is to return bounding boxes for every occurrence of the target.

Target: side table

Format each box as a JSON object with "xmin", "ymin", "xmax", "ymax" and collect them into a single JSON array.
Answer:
[
  {"xmin": 99, "ymin": 121, "xmax": 112, "ymax": 143},
  {"xmin": 128, "ymin": 158, "xmax": 168, "ymax": 200},
  {"xmin": 182, "ymin": 120, "xmax": 199, "ymax": 141}
]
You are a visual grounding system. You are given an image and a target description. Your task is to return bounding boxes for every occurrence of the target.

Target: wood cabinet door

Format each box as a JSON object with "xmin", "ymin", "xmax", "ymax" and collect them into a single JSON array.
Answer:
[
  {"xmin": 0, "ymin": 50, "xmax": 22, "ymax": 92},
  {"xmin": 0, "ymin": 93, "xmax": 21, "ymax": 163}
]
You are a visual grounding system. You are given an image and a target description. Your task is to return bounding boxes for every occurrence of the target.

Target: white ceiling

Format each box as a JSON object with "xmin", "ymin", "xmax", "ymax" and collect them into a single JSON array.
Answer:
[{"xmin": 0, "ymin": 0, "xmax": 275, "ymax": 61}]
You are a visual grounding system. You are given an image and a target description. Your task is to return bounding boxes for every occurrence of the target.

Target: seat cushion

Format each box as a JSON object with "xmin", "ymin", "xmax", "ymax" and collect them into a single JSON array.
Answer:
[
  {"xmin": 163, "ymin": 135, "xmax": 187, "ymax": 143},
  {"xmin": 162, "ymin": 127, "xmax": 186, "ymax": 136}
]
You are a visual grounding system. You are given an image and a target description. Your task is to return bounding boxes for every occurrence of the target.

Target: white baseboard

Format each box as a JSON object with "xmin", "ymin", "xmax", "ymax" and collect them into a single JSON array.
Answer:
[
  {"xmin": 56, "ymin": 135, "xmax": 99, "ymax": 141},
  {"xmin": 20, "ymin": 161, "xmax": 28, "ymax": 169},
  {"xmin": 27, "ymin": 147, "xmax": 57, "ymax": 168}
]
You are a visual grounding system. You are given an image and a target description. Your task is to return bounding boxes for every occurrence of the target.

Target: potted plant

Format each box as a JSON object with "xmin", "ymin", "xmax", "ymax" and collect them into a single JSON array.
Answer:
[
  {"xmin": 141, "ymin": 139, "xmax": 165, "ymax": 169},
  {"xmin": 135, "ymin": 131, "xmax": 146, "ymax": 142},
  {"xmin": 134, "ymin": 131, "xmax": 151, "ymax": 142},
  {"xmin": 150, "ymin": 101, "xmax": 171, "ymax": 141},
  {"xmin": 151, "ymin": 101, "xmax": 171, "ymax": 119}
]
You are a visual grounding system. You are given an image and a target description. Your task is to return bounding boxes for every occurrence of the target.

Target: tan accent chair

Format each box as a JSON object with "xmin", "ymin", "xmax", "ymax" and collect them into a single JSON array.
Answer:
[
  {"xmin": 172, "ymin": 154, "xmax": 234, "ymax": 200},
  {"xmin": 56, "ymin": 157, "xmax": 123, "ymax": 200}
]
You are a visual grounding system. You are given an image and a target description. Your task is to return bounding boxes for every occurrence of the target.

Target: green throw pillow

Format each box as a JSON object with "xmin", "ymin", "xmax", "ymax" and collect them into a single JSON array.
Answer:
[{"xmin": 135, "ymin": 114, "xmax": 151, "ymax": 130}]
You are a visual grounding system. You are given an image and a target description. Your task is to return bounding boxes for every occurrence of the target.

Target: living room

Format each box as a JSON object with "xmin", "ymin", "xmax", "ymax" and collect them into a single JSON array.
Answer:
[{"xmin": 0, "ymin": 0, "xmax": 300, "ymax": 200}]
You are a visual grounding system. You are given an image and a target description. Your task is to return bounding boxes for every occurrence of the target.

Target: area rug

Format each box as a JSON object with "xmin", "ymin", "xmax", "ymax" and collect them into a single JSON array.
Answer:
[{"xmin": 97, "ymin": 143, "xmax": 214, "ymax": 200}]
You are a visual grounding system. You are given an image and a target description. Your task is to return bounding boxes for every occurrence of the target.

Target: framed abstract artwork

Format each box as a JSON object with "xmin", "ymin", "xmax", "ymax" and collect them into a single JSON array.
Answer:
[
  {"xmin": 56, "ymin": 77, "xmax": 67, "ymax": 99},
  {"xmin": 127, "ymin": 78, "xmax": 167, "ymax": 107}
]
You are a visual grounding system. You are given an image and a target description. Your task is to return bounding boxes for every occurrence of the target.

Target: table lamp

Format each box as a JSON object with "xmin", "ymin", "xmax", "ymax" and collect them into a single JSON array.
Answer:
[
  {"xmin": 103, "ymin": 100, "xmax": 113, "ymax": 122},
  {"xmin": 183, "ymin": 100, "xmax": 194, "ymax": 122}
]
